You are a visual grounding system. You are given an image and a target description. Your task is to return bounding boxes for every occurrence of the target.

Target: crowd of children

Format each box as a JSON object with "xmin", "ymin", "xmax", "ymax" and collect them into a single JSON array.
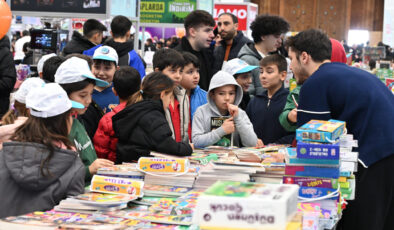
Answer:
[{"xmin": 3, "ymin": 10, "xmax": 393, "ymax": 229}]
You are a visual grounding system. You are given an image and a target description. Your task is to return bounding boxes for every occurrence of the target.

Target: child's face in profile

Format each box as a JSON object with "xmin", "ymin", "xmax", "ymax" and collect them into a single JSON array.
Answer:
[
  {"xmin": 259, "ymin": 64, "xmax": 286, "ymax": 91},
  {"xmin": 68, "ymin": 83, "xmax": 94, "ymax": 115},
  {"xmin": 162, "ymin": 65, "xmax": 182, "ymax": 86},
  {"xmin": 180, "ymin": 63, "xmax": 200, "ymax": 90},
  {"xmin": 211, "ymin": 85, "xmax": 236, "ymax": 114},
  {"xmin": 161, "ymin": 90, "xmax": 173, "ymax": 110},
  {"xmin": 92, "ymin": 61, "xmax": 117, "ymax": 85},
  {"xmin": 235, "ymin": 72, "xmax": 252, "ymax": 92}
]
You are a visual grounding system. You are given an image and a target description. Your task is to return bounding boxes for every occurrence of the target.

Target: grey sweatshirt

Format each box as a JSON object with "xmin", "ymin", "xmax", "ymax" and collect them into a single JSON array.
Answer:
[
  {"xmin": 0, "ymin": 142, "xmax": 85, "ymax": 218},
  {"xmin": 192, "ymin": 71, "xmax": 258, "ymax": 148}
]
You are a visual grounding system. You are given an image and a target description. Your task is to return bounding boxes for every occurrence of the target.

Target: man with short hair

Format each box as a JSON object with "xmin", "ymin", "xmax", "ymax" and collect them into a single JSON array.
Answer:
[
  {"xmin": 212, "ymin": 13, "xmax": 251, "ymax": 74},
  {"xmin": 83, "ymin": 15, "xmax": 146, "ymax": 78},
  {"xmin": 238, "ymin": 14, "xmax": 289, "ymax": 96},
  {"xmin": 287, "ymin": 29, "xmax": 394, "ymax": 230},
  {"xmin": 174, "ymin": 10, "xmax": 215, "ymax": 91},
  {"xmin": 63, "ymin": 19, "xmax": 107, "ymax": 56},
  {"xmin": 14, "ymin": 30, "xmax": 30, "ymax": 64}
]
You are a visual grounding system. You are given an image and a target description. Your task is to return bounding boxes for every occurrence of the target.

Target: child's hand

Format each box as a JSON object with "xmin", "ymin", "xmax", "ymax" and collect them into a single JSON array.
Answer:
[
  {"xmin": 227, "ymin": 103, "xmax": 239, "ymax": 117},
  {"xmin": 89, "ymin": 159, "xmax": 114, "ymax": 175},
  {"xmin": 288, "ymin": 108, "xmax": 297, "ymax": 123},
  {"xmin": 256, "ymin": 139, "xmax": 264, "ymax": 148},
  {"xmin": 222, "ymin": 117, "xmax": 235, "ymax": 134}
]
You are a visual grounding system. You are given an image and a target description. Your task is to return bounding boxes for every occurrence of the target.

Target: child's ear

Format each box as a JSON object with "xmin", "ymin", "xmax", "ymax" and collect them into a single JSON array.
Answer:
[
  {"xmin": 112, "ymin": 88, "xmax": 118, "ymax": 96},
  {"xmin": 160, "ymin": 90, "xmax": 166, "ymax": 100},
  {"xmin": 116, "ymin": 65, "xmax": 120, "ymax": 70},
  {"xmin": 280, "ymin": 71, "xmax": 287, "ymax": 81},
  {"xmin": 154, "ymin": 67, "xmax": 160, "ymax": 72}
]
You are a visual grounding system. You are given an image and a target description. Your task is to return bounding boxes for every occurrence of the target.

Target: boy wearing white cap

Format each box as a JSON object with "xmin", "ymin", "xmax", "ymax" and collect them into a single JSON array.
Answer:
[
  {"xmin": 222, "ymin": 58, "xmax": 258, "ymax": 110},
  {"xmin": 55, "ymin": 57, "xmax": 114, "ymax": 182},
  {"xmin": 0, "ymin": 83, "xmax": 85, "ymax": 218},
  {"xmin": 36, "ymin": 53, "xmax": 57, "ymax": 78},
  {"xmin": 92, "ymin": 45, "xmax": 120, "ymax": 113}
]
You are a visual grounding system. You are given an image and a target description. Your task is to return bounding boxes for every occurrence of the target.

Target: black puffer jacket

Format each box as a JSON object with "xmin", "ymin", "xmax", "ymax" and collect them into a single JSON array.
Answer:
[
  {"xmin": 63, "ymin": 31, "xmax": 96, "ymax": 56},
  {"xmin": 0, "ymin": 36, "xmax": 16, "ymax": 117},
  {"xmin": 212, "ymin": 31, "xmax": 251, "ymax": 74},
  {"xmin": 174, "ymin": 37, "xmax": 214, "ymax": 91},
  {"xmin": 113, "ymin": 99, "xmax": 193, "ymax": 163}
]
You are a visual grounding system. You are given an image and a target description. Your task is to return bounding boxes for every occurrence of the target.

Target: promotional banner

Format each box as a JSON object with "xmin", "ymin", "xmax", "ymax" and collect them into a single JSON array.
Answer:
[
  {"xmin": 140, "ymin": 0, "xmax": 197, "ymax": 24},
  {"xmin": 214, "ymin": 4, "xmax": 248, "ymax": 31}
]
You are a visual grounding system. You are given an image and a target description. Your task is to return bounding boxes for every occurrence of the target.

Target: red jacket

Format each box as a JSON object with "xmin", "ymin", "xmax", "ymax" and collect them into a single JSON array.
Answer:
[{"xmin": 93, "ymin": 102, "xmax": 126, "ymax": 162}]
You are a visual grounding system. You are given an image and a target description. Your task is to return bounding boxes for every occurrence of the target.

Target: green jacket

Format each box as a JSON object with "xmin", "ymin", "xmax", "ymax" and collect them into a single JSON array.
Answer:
[
  {"xmin": 279, "ymin": 85, "xmax": 301, "ymax": 132},
  {"xmin": 68, "ymin": 118, "xmax": 97, "ymax": 182}
]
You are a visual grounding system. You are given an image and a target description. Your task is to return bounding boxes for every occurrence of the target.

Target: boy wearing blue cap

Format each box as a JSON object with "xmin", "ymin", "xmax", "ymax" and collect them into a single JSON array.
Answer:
[
  {"xmin": 92, "ymin": 45, "xmax": 120, "ymax": 113},
  {"xmin": 222, "ymin": 58, "xmax": 258, "ymax": 110}
]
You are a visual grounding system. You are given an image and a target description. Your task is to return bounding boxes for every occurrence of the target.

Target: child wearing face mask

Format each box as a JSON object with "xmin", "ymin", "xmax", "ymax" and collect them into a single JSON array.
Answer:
[
  {"xmin": 91, "ymin": 45, "xmax": 120, "ymax": 114},
  {"xmin": 112, "ymin": 72, "xmax": 193, "ymax": 163}
]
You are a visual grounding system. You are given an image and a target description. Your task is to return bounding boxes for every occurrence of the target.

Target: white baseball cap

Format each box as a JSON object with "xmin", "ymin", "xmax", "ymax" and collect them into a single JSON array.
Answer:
[
  {"xmin": 93, "ymin": 45, "xmax": 118, "ymax": 65},
  {"xmin": 37, "ymin": 53, "xmax": 57, "ymax": 74},
  {"xmin": 26, "ymin": 83, "xmax": 84, "ymax": 118},
  {"xmin": 14, "ymin": 77, "xmax": 45, "ymax": 104},
  {"xmin": 222, "ymin": 58, "xmax": 258, "ymax": 75},
  {"xmin": 54, "ymin": 57, "xmax": 109, "ymax": 87}
]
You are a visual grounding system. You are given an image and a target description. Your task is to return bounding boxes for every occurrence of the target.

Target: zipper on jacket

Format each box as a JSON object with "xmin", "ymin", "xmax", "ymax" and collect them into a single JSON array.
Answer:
[{"xmin": 267, "ymin": 98, "xmax": 271, "ymax": 107}]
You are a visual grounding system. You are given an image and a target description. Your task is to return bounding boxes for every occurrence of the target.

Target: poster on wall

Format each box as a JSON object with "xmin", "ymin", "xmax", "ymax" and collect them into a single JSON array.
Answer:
[
  {"xmin": 140, "ymin": 0, "xmax": 197, "ymax": 25},
  {"xmin": 213, "ymin": 3, "xmax": 258, "ymax": 32},
  {"xmin": 11, "ymin": 0, "xmax": 108, "ymax": 17}
]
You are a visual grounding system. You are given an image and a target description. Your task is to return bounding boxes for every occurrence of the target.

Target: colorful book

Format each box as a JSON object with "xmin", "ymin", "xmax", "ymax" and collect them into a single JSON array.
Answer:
[
  {"xmin": 298, "ymin": 187, "xmax": 338, "ymax": 200},
  {"xmin": 211, "ymin": 116, "xmax": 233, "ymax": 147},
  {"xmin": 285, "ymin": 148, "xmax": 339, "ymax": 166},
  {"xmin": 283, "ymin": 176, "xmax": 338, "ymax": 189},
  {"xmin": 90, "ymin": 175, "xmax": 144, "ymax": 197},
  {"xmin": 296, "ymin": 119, "xmax": 345, "ymax": 143},
  {"xmin": 143, "ymin": 184, "xmax": 194, "ymax": 197},
  {"xmin": 285, "ymin": 165, "xmax": 340, "ymax": 178},
  {"xmin": 71, "ymin": 192, "xmax": 138, "ymax": 206},
  {"xmin": 297, "ymin": 142, "xmax": 340, "ymax": 160}
]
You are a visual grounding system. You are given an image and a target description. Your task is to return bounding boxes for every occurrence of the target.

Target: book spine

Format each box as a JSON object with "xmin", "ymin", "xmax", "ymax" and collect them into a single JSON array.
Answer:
[
  {"xmin": 285, "ymin": 165, "xmax": 340, "ymax": 178},
  {"xmin": 298, "ymin": 187, "xmax": 338, "ymax": 200},
  {"xmin": 296, "ymin": 142, "xmax": 340, "ymax": 160},
  {"xmin": 283, "ymin": 176, "xmax": 338, "ymax": 189}
]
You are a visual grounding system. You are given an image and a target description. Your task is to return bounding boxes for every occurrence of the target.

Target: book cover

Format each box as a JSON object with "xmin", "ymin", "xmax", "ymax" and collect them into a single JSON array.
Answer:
[
  {"xmin": 296, "ymin": 120, "xmax": 345, "ymax": 143},
  {"xmin": 90, "ymin": 175, "xmax": 144, "ymax": 197},
  {"xmin": 72, "ymin": 192, "xmax": 138, "ymax": 206},
  {"xmin": 143, "ymin": 184, "xmax": 194, "ymax": 197},
  {"xmin": 285, "ymin": 147, "xmax": 340, "ymax": 166},
  {"xmin": 211, "ymin": 116, "xmax": 232, "ymax": 147}
]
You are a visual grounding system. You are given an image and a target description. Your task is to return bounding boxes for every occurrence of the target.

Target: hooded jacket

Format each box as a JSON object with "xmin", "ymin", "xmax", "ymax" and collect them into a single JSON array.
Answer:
[
  {"xmin": 0, "ymin": 36, "xmax": 17, "ymax": 117},
  {"xmin": 174, "ymin": 37, "xmax": 214, "ymax": 91},
  {"xmin": 192, "ymin": 71, "xmax": 258, "ymax": 148},
  {"xmin": 93, "ymin": 102, "xmax": 126, "ymax": 162},
  {"xmin": 213, "ymin": 31, "xmax": 252, "ymax": 74},
  {"xmin": 238, "ymin": 42, "xmax": 264, "ymax": 96},
  {"xmin": 62, "ymin": 31, "xmax": 96, "ymax": 56},
  {"xmin": 0, "ymin": 142, "xmax": 85, "ymax": 218},
  {"xmin": 246, "ymin": 86, "xmax": 294, "ymax": 145},
  {"xmin": 164, "ymin": 86, "xmax": 190, "ymax": 142},
  {"xmin": 113, "ymin": 99, "xmax": 193, "ymax": 164}
]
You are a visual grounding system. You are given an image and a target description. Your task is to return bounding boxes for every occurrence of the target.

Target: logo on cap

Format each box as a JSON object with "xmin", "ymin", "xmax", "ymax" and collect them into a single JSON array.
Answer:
[{"xmin": 101, "ymin": 47, "xmax": 110, "ymax": 54}]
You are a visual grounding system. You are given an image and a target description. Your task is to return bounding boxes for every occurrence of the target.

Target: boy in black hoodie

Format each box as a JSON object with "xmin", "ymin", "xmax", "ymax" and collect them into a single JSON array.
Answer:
[{"xmin": 246, "ymin": 54, "xmax": 294, "ymax": 145}]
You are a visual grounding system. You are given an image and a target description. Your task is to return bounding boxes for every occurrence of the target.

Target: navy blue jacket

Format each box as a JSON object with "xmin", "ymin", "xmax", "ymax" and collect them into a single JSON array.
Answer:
[
  {"xmin": 246, "ymin": 86, "xmax": 294, "ymax": 144},
  {"xmin": 297, "ymin": 62, "xmax": 394, "ymax": 167}
]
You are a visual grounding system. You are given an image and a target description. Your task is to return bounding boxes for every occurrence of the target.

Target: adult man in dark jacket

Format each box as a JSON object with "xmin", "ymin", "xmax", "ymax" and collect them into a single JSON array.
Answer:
[
  {"xmin": 63, "ymin": 19, "xmax": 107, "ymax": 55},
  {"xmin": 213, "ymin": 13, "xmax": 251, "ymax": 74},
  {"xmin": 0, "ymin": 35, "xmax": 16, "ymax": 117},
  {"xmin": 174, "ymin": 10, "xmax": 215, "ymax": 91}
]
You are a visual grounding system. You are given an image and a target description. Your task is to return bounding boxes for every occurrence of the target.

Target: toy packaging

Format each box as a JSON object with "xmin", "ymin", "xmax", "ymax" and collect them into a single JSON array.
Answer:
[{"xmin": 296, "ymin": 120, "xmax": 345, "ymax": 143}]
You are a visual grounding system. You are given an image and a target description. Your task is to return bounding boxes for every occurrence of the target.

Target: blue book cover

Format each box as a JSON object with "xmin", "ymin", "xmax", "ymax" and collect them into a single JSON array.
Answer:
[
  {"xmin": 299, "ymin": 187, "xmax": 339, "ymax": 200},
  {"xmin": 286, "ymin": 148, "xmax": 340, "ymax": 166},
  {"xmin": 285, "ymin": 165, "xmax": 340, "ymax": 178},
  {"xmin": 296, "ymin": 142, "xmax": 340, "ymax": 160}
]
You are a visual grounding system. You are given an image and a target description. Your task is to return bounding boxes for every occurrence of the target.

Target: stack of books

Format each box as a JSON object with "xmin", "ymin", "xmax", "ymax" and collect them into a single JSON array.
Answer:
[
  {"xmin": 97, "ymin": 163, "xmax": 144, "ymax": 180},
  {"xmin": 193, "ymin": 181, "xmax": 300, "ymax": 229},
  {"xmin": 194, "ymin": 160, "xmax": 263, "ymax": 189},
  {"xmin": 283, "ymin": 119, "xmax": 348, "ymax": 229}
]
